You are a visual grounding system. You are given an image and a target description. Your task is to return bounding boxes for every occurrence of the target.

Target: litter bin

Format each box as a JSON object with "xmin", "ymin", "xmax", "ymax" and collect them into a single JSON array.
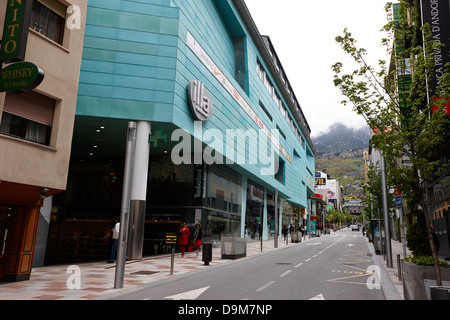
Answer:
[
  {"xmin": 430, "ymin": 286, "xmax": 450, "ymax": 300},
  {"xmin": 202, "ymin": 242, "xmax": 212, "ymax": 265}
]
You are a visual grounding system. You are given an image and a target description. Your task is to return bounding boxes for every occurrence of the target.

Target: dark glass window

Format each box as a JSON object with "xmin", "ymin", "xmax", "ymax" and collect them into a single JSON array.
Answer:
[
  {"xmin": 0, "ymin": 112, "xmax": 51, "ymax": 145},
  {"xmin": 31, "ymin": 1, "xmax": 65, "ymax": 45}
]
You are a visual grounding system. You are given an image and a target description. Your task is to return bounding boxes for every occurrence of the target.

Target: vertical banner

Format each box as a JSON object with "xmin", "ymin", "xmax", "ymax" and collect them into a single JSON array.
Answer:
[
  {"xmin": 0, "ymin": 0, "xmax": 34, "ymax": 63},
  {"xmin": 421, "ymin": 0, "xmax": 450, "ymax": 114}
]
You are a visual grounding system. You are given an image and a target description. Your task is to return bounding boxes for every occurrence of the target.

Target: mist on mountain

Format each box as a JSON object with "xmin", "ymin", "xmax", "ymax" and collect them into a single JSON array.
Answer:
[
  {"xmin": 312, "ymin": 122, "xmax": 370, "ymax": 158},
  {"xmin": 312, "ymin": 122, "xmax": 370, "ymax": 197}
]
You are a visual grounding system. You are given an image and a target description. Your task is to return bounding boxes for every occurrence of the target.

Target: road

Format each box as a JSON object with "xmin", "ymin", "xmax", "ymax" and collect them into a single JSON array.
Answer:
[{"xmin": 110, "ymin": 228, "xmax": 385, "ymax": 300}]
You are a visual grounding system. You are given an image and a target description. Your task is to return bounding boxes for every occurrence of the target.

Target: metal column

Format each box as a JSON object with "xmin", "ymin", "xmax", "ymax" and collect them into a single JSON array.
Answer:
[
  {"xmin": 114, "ymin": 122, "xmax": 136, "ymax": 289},
  {"xmin": 127, "ymin": 121, "xmax": 151, "ymax": 260}
]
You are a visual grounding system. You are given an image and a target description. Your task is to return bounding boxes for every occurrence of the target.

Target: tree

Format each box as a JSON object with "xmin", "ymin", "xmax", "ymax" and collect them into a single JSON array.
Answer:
[
  {"xmin": 362, "ymin": 163, "xmax": 394, "ymax": 221},
  {"xmin": 332, "ymin": 1, "xmax": 450, "ymax": 285}
]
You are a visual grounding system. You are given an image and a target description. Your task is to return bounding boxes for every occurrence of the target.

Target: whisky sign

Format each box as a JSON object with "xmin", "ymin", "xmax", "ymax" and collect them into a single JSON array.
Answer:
[
  {"xmin": 0, "ymin": 61, "xmax": 44, "ymax": 92},
  {"xmin": 0, "ymin": 0, "xmax": 34, "ymax": 63}
]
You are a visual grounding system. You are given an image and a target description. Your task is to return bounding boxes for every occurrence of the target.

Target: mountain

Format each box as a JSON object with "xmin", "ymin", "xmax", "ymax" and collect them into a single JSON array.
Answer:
[
  {"xmin": 313, "ymin": 122, "xmax": 371, "ymax": 158},
  {"xmin": 313, "ymin": 123, "xmax": 370, "ymax": 197}
]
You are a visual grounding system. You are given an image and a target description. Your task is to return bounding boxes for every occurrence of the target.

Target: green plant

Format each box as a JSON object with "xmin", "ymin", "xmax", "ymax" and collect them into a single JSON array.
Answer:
[
  {"xmin": 406, "ymin": 222, "xmax": 431, "ymax": 256},
  {"xmin": 404, "ymin": 255, "xmax": 450, "ymax": 268}
]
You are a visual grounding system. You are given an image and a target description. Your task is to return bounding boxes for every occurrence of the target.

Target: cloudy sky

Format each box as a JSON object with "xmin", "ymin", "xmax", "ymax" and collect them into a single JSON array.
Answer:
[{"xmin": 244, "ymin": 0, "xmax": 391, "ymax": 137}]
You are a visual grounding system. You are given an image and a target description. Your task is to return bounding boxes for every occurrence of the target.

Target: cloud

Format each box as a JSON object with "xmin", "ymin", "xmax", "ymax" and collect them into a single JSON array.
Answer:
[{"xmin": 244, "ymin": 0, "xmax": 390, "ymax": 137}]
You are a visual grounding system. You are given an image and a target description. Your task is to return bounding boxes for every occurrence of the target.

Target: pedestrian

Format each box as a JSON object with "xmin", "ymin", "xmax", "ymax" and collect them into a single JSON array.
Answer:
[
  {"xmin": 300, "ymin": 224, "xmax": 305, "ymax": 237},
  {"xmin": 362, "ymin": 225, "xmax": 366, "ymax": 236},
  {"xmin": 107, "ymin": 216, "xmax": 120, "ymax": 263},
  {"xmin": 282, "ymin": 225, "xmax": 288, "ymax": 240},
  {"xmin": 193, "ymin": 222, "xmax": 203, "ymax": 257},
  {"xmin": 179, "ymin": 222, "xmax": 190, "ymax": 257}
]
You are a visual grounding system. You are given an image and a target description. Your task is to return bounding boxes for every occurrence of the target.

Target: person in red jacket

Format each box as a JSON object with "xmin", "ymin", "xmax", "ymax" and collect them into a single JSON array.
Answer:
[{"xmin": 179, "ymin": 222, "xmax": 190, "ymax": 257}]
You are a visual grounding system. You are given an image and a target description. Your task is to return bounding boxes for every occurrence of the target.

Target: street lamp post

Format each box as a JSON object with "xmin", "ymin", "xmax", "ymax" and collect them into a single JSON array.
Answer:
[{"xmin": 380, "ymin": 150, "xmax": 393, "ymax": 268}]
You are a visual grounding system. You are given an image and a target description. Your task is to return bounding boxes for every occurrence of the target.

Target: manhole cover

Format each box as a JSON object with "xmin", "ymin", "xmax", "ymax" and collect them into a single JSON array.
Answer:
[{"xmin": 131, "ymin": 271, "xmax": 160, "ymax": 275}]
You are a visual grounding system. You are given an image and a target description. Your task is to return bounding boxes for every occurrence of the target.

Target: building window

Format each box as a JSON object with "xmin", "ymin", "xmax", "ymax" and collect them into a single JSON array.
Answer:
[
  {"xmin": 0, "ymin": 91, "xmax": 55, "ymax": 146},
  {"xmin": 31, "ymin": 0, "xmax": 66, "ymax": 45},
  {"xmin": 259, "ymin": 101, "xmax": 273, "ymax": 122},
  {"xmin": 275, "ymin": 157, "xmax": 285, "ymax": 185},
  {"xmin": 0, "ymin": 113, "xmax": 51, "ymax": 145},
  {"xmin": 234, "ymin": 37, "xmax": 248, "ymax": 93}
]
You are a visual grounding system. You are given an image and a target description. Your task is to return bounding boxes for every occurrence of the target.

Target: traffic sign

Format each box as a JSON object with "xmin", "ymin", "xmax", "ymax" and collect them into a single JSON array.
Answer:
[{"xmin": 395, "ymin": 195, "xmax": 402, "ymax": 207}]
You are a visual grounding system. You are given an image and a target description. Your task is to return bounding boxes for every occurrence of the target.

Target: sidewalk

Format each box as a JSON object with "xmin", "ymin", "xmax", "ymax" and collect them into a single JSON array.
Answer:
[
  {"xmin": 0, "ymin": 235, "xmax": 304, "ymax": 300},
  {"xmin": 0, "ymin": 231, "xmax": 407, "ymax": 300},
  {"xmin": 368, "ymin": 237, "xmax": 411, "ymax": 300}
]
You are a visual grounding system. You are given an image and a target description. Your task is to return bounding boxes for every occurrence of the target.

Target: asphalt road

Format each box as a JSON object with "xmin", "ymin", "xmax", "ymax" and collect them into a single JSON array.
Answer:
[{"xmin": 110, "ymin": 228, "xmax": 385, "ymax": 301}]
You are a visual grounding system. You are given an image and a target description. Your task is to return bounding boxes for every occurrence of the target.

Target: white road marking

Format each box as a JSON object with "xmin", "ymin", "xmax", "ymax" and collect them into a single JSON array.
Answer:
[
  {"xmin": 163, "ymin": 286, "xmax": 210, "ymax": 300},
  {"xmin": 309, "ymin": 293, "xmax": 325, "ymax": 300},
  {"xmin": 280, "ymin": 270, "xmax": 292, "ymax": 277},
  {"xmin": 256, "ymin": 281, "xmax": 276, "ymax": 292}
]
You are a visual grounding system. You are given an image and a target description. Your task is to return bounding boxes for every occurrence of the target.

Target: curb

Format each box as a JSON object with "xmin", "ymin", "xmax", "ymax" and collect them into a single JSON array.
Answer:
[{"xmin": 365, "ymin": 237, "xmax": 403, "ymax": 300}]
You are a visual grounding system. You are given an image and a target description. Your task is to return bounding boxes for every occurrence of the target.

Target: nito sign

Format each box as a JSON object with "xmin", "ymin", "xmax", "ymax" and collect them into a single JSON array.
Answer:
[
  {"xmin": 0, "ymin": 0, "xmax": 33, "ymax": 63},
  {"xmin": 0, "ymin": 0, "xmax": 44, "ymax": 93}
]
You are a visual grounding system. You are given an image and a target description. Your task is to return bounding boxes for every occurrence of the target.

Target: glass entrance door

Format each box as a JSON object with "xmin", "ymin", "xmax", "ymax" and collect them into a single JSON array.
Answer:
[{"xmin": 0, "ymin": 207, "xmax": 11, "ymax": 282}]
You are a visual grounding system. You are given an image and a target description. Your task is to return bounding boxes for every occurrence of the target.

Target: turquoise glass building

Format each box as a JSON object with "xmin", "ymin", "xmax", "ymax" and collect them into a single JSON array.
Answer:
[{"xmin": 48, "ymin": 0, "xmax": 316, "ymax": 262}]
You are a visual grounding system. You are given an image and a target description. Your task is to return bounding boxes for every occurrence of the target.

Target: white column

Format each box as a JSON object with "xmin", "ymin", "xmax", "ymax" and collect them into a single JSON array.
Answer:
[
  {"xmin": 131, "ymin": 121, "xmax": 151, "ymax": 200},
  {"xmin": 127, "ymin": 121, "xmax": 151, "ymax": 260},
  {"xmin": 240, "ymin": 176, "xmax": 248, "ymax": 238}
]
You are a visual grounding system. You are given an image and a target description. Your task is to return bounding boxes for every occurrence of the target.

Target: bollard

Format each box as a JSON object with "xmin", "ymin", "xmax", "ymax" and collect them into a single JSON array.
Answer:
[
  {"xmin": 170, "ymin": 247, "xmax": 175, "ymax": 275},
  {"xmin": 397, "ymin": 254, "xmax": 401, "ymax": 281},
  {"xmin": 202, "ymin": 242, "xmax": 212, "ymax": 265}
]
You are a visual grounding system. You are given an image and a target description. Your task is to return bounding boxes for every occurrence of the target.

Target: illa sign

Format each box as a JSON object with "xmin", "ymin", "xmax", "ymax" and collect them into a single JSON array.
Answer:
[{"xmin": 0, "ymin": 0, "xmax": 34, "ymax": 63}]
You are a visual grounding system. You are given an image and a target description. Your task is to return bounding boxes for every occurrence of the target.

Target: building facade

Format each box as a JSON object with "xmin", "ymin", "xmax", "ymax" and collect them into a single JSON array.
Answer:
[
  {"xmin": 45, "ymin": 0, "xmax": 316, "ymax": 263},
  {"xmin": 0, "ymin": 0, "xmax": 87, "ymax": 281}
]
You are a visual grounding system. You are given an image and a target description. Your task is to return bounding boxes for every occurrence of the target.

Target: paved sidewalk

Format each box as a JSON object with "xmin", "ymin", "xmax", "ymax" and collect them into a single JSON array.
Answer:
[
  {"xmin": 0, "ymin": 230, "xmax": 407, "ymax": 300},
  {"xmin": 370, "ymin": 238, "xmax": 411, "ymax": 300},
  {"xmin": 0, "ymin": 235, "xmax": 304, "ymax": 300}
]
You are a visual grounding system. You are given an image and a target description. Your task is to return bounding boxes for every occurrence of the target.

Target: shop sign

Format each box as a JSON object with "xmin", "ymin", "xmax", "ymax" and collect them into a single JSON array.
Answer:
[
  {"xmin": 421, "ymin": 0, "xmax": 450, "ymax": 110},
  {"xmin": 315, "ymin": 178, "xmax": 326, "ymax": 185},
  {"xmin": 0, "ymin": 0, "xmax": 34, "ymax": 63},
  {"xmin": 188, "ymin": 80, "xmax": 214, "ymax": 121},
  {"xmin": 432, "ymin": 97, "xmax": 450, "ymax": 116},
  {"xmin": 0, "ymin": 61, "xmax": 44, "ymax": 92}
]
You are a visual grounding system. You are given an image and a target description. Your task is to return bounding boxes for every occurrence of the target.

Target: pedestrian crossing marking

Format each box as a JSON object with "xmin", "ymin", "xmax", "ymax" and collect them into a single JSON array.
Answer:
[{"xmin": 332, "ymin": 269, "xmax": 366, "ymax": 275}]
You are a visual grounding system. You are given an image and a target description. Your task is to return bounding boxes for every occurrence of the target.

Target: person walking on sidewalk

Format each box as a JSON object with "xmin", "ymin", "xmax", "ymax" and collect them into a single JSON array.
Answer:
[
  {"xmin": 108, "ymin": 217, "xmax": 120, "ymax": 263},
  {"xmin": 193, "ymin": 222, "xmax": 203, "ymax": 257},
  {"xmin": 179, "ymin": 222, "xmax": 190, "ymax": 257},
  {"xmin": 282, "ymin": 225, "xmax": 288, "ymax": 241}
]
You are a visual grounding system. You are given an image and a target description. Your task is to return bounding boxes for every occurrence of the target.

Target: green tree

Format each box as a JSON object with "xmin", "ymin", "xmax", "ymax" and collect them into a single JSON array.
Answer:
[{"xmin": 332, "ymin": 1, "xmax": 450, "ymax": 285}]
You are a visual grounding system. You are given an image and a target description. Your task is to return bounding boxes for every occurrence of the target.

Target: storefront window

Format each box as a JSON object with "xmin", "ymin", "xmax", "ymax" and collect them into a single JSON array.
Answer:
[
  {"xmin": 266, "ymin": 193, "xmax": 275, "ymax": 237},
  {"xmin": 245, "ymin": 182, "xmax": 264, "ymax": 239},
  {"xmin": 203, "ymin": 165, "xmax": 242, "ymax": 241},
  {"xmin": 205, "ymin": 165, "xmax": 241, "ymax": 214}
]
